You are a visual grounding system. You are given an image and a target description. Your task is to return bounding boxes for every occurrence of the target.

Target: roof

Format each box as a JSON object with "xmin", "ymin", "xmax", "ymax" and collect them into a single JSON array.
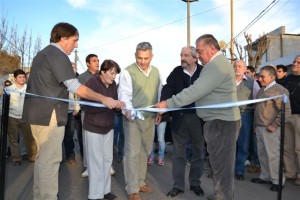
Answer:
[{"xmin": 259, "ymin": 50, "xmax": 300, "ymax": 67}]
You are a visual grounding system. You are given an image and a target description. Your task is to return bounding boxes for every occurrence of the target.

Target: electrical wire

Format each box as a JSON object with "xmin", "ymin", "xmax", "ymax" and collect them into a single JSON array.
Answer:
[
  {"xmin": 233, "ymin": 0, "xmax": 280, "ymax": 41},
  {"xmin": 78, "ymin": 2, "xmax": 231, "ymax": 53}
]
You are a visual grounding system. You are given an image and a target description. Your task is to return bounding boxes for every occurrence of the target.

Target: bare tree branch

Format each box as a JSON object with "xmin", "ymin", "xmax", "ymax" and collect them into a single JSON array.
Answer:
[
  {"xmin": 0, "ymin": 12, "xmax": 9, "ymax": 51},
  {"xmin": 27, "ymin": 30, "xmax": 32, "ymax": 67},
  {"xmin": 18, "ymin": 27, "xmax": 28, "ymax": 69}
]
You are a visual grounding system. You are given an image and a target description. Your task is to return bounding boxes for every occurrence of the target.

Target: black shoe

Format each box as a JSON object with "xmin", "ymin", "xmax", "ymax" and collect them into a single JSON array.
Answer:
[
  {"xmin": 13, "ymin": 161, "xmax": 21, "ymax": 166},
  {"xmin": 167, "ymin": 188, "xmax": 184, "ymax": 197},
  {"xmin": 270, "ymin": 184, "xmax": 283, "ymax": 192},
  {"xmin": 190, "ymin": 186, "xmax": 204, "ymax": 196},
  {"xmin": 251, "ymin": 178, "xmax": 272, "ymax": 184},
  {"xmin": 22, "ymin": 154, "xmax": 29, "ymax": 160},
  {"xmin": 6, "ymin": 147, "xmax": 11, "ymax": 156},
  {"xmin": 207, "ymin": 195, "xmax": 214, "ymax": 200},
  {"xmin": 236, "ymin": 174, "xmax": 245, "ymax": 181},
  {"xmin": 104, "ymin": 192, "xmax": 117, "ymax": 200}
]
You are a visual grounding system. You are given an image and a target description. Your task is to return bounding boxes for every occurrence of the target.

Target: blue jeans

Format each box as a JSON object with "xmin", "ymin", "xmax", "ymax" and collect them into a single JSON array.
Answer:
[
  {"xmin": 235, "ymin": 111, "xmax": 254, "ymax": 175},
  {"xmin": 149, "ymin": 121, "xmax": 167, "ymax": 159},
  {"xmin": 113, "ymin": 112, "xmax": 124, "ymax": 159},
  {"xmin": 64, "ymin": 112, "xmax": 82, "ymax": 160}
]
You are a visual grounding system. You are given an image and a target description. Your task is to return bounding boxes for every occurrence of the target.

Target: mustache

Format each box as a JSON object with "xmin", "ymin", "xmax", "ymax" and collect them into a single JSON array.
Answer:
[{"xmin": 181, "ymin": 60, "xmax": 187, "ymax": 64}]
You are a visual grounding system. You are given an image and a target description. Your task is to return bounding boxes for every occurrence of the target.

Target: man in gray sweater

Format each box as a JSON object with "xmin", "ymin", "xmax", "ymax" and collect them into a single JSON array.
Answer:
[{"xmin": 156, "ymin": 34, "xmax": 241, "ymax": 200}]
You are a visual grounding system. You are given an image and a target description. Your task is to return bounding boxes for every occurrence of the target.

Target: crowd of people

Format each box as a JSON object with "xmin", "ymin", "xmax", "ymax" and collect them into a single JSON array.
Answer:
[{"xmin": 1, "ymin": 22, "xmax": 300, "ymax": 200}]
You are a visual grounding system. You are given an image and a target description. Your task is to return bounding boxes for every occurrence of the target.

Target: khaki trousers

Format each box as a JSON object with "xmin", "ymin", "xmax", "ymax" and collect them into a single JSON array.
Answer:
[
  {"xmin": 31, "ymin": 111, "xmax": 64, "ymax": 200},
  {"xmin": 284, "ymin": 114, "xmax": 300, "ymax": 179},
  {"xmin": 123, "ymin": 117, "xmax": 155, "ymax": 194},
  {"xmin": 256, "ymin": 126, "xmax": 285, "ymax": 185}
]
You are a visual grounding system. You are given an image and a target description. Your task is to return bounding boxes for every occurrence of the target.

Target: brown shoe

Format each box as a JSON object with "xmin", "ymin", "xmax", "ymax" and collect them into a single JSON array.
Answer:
[
  {"xmin": 67, "ymin": 159, "xmax": 77, "ymax": 166},
  {"xmin": 139, "ymin": 184, "xmax": 152, "ymax": 193},
  {"xmin": 247, "ymin": 165, "xmax": 260, "ymax": 173},
  {"xmin": 128, "ymin": 193, "xmax": 140, "ymax": 200}
]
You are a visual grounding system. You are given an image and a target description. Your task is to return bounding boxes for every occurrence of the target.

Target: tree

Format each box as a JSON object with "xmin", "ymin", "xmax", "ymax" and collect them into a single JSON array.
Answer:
[
  {"xmin": 244, "ymin": 32, "xmax": 269, "ymax": 71},
  {"xmin": 19, "ymin": 27, "xmax": 28, "ymax": 69},
  {"xmin": 0, "ymin": 51, "xmax": 20, "ymax": 75},
  {"xmin": 0, "ymin": 11, "xmax": 43, "ymax": 74},
  {"xmin": 219, "ymin": 40, "xmax": 228, "ymax": 56},
  {"xmin": 33, "ymin": 35, "xmax": 42, "ymax": 59},
  {"xmin": 8, "ymin": 23, "xmax": 18, "ymax": 55},
  {"xmin": 27, "ymin": 31, "xmax": 32, "ymax": 67},
  {"xmin": 220, "ymin": 39, "xmax": 244, "ymax": 62},
  {"xmin": 0, "ymin": 12, "xmax": 8, "ymax": 51},
  {"xmin": 234, "ymin": 40, "xmax": 244, "ymax": 60}
]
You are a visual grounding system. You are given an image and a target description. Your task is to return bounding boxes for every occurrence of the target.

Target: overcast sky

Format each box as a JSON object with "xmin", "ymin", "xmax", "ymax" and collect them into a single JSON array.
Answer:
[{"xmin": 1, "ymin": 0, "xmax": 299, "ymax": 83}]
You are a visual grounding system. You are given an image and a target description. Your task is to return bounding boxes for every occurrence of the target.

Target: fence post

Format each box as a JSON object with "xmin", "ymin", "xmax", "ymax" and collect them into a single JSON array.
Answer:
[
  {"xmin": 0, "ymin": 90, "xmax": 10, "ymax": 200},
  {"xmin": 277, "ymin": 100, "xmax": 285, "ymax": 200}
]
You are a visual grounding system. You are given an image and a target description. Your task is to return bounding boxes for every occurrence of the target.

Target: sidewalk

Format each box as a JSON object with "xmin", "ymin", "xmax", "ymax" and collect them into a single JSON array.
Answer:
[{"xmin": 4, "ymin": 143, "xmax": 300, "ymax": 200}]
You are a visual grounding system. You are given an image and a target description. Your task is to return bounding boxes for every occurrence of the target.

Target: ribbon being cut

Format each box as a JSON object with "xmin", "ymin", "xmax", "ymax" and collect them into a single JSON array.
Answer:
[{"xmin": 4, "ymin": 88, "xmax": 289, "ymax": 120}]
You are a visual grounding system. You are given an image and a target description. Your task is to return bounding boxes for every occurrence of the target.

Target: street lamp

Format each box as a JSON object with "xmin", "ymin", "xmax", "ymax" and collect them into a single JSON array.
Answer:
[{"xmin": 181, "ymin": 0, "xmax": 198, "ymax": 46}]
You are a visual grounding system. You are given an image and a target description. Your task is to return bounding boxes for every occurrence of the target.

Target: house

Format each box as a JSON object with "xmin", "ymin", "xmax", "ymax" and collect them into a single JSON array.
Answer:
[{"xmin": 258, "ymin": 26, "xmax": 300, "ymax": 71}]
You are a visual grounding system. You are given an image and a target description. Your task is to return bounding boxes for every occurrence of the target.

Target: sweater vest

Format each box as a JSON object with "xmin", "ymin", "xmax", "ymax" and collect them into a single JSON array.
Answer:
[
  {"xmin": 237, "ymin": 77, "xmax": 254, "ymax": 113},
  {"xmin": 127, "ymin": 64, "xmax": 160, "ymax": 118}
]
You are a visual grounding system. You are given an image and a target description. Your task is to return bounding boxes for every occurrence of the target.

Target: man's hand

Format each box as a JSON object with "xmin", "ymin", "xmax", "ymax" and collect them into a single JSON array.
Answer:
[
  {"xmin": 155, "ymin": 114, "xmax": 162, "ymax": 125},
  {"xmin": 155, "ymin": 100, "xmax": 167, "ymax": 116},
  {"xmin": 125, "ymin": 111, "xmax": 131, "ymax": 121},
  {"xmin": 120, "ymin": 101, "xmax": 126, "ymax": 109},
  {"xmin": 102, "ymin": 97, "xmax": 125, "ymax": 109},
  {"xmin": 155, "ymin": 100, "xmax": 167, "ymax": 108},
  {"xmin": 267, "ymin": 125, "xmax": 277, "ymax": 133},
  {"xmin": 72, "ymin": 110, "xmax": 79, "ymax": 116}
]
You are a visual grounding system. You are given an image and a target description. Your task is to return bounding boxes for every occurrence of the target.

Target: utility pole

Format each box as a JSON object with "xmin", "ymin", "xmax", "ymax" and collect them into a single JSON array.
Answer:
[
  {"xmin": 181, "ymin": 0, "xmax": 198, "ymax": 46},
  {"xmin": 230, "ymin": 0, "xmax": 234, "ymax": 63}
]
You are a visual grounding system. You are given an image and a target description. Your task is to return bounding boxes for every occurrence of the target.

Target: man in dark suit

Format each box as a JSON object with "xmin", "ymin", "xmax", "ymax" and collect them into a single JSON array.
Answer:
[{"xmin": 161, "ymin": 46, "xmax": 205, "ymax": 198}]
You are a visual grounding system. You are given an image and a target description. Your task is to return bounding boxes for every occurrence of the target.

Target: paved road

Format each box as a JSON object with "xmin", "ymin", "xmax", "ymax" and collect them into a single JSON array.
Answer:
[{"xmin": 4, "ymin": 143, "xmax": 300, "ymax": 200}]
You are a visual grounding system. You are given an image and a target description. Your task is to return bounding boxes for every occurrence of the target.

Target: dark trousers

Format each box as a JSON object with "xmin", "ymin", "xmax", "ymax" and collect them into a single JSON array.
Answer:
[
  {"xmin": 204, "ymin": 119, "xmax": 240, "ymax": 200},
  {"xmin": 64, "ymin": 112, "xmax": 83, "ymax": 160},
  {"xmin": 235, "ymin": 111, "xmax": 254, "ymax": 175},
  {"xmin": 113, "ymin": 112, "xmax": 124, "ymax": 159},
  {"xmin": 172, "ymin": 114, "xmax": 205, "ymax": 190}
]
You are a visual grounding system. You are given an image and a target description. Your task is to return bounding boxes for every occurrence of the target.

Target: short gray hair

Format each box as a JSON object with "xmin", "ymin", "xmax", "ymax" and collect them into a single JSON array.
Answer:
[
  {"xmin": 233, "ymin": 59, "xmax": 246, "ymax": 68},
  {"xmin": 188, "ymin": 46, "xmax": 197, "ymax": 59},
  {"xmin": 136, "ymin": 42, "xmax": 152, "ymax": 52},
  {"xmin": 260, "ymin": 65, "xmax": 276, "ymax": 77},
  {"xmin": 195, "ymin": 34, "xmax": 220, "ymax": 50}
]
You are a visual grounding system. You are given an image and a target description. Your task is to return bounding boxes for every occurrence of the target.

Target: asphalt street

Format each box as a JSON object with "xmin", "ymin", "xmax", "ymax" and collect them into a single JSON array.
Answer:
[{"xmin": 4, "ymin": 143, "xmax": 300, "ymax": 200}]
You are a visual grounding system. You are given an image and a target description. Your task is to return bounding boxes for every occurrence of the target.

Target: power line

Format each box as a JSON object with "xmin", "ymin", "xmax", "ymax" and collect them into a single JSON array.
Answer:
[
  {"xmin": 233, "ymin": 0, "xmax": 280, "ymax": 41},
  {"xmin": 0, "ymin": 33, "xmax": 26, "ymax": 55},
  {"xmin": 260, "ymin": 0, "xmax": 289, "ymax": 26},
  {"xmin": 79, "ymin": 2, "xmax": 231, "ymax": 53}
]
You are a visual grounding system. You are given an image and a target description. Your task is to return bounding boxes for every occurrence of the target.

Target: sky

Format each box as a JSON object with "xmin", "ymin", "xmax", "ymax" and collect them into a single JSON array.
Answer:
[{"xmin": 1, "ymin": 0, "xmax": 300, "ymax": 83}]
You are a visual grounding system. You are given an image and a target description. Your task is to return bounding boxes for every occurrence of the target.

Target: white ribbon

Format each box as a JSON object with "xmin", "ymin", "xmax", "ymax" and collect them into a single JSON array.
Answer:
[{"xmin": 3, "ymin": 89, "xmax": 288, "ymax": 121}]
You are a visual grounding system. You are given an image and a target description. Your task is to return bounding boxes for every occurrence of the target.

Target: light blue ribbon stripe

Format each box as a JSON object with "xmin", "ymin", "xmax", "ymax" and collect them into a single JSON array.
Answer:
[
  {"xmin": 4, "ymin": 89, "xmax": 288, "ymax": 120},
  {"xmin": 5, "ymin": 88, "xmax": 106, "ymax": 108},
  {"xmin": 137, "ymin": 94, "xmax": 288, "ymax": 113}
]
